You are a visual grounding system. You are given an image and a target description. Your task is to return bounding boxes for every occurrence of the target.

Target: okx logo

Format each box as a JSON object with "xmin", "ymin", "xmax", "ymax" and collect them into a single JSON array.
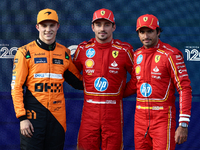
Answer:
[{"xmin": 35, "ymin": 83, "xmax": 62, "ymax": 93}]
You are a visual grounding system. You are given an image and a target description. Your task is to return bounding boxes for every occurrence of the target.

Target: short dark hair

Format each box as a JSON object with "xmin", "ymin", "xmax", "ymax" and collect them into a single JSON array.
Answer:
[
  {"xmin": 92, "ymin": 21, "xmax": 115, "ymax": 27},
  {"xmin": 136, "ymin": 27, "xmax": 163, "ymax": 38},
  {"xmin": 156, "ymin": 27, "xmax": 163, "ymax": 38}
]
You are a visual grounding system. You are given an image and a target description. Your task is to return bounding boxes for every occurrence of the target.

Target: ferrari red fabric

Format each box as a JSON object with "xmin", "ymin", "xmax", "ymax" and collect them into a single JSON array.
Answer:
[
  {"xmin": 124, "ymin": 39, "xmax": 192, "ymax": 150},
  {"xmin": 73, "ymin": 38, "xmax": 134, "ymax": 150}
]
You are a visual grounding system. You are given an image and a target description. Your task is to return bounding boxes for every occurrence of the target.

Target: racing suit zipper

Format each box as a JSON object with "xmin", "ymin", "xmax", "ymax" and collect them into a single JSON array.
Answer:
[{"xmin": 48, "ymin": 50, "xmax": 51, "ymax": 109}]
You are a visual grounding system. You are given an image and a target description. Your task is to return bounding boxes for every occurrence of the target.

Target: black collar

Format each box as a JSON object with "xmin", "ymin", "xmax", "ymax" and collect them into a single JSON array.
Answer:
[{"xmin": 36, "ymin": 38, "xmax": 56, "ymax": 51}]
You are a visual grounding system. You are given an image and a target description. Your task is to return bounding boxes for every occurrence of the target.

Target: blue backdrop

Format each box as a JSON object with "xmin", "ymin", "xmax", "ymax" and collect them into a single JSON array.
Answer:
[{"xmin": 0, "ymin": 0, "xmax": 200, "ymax": 149}]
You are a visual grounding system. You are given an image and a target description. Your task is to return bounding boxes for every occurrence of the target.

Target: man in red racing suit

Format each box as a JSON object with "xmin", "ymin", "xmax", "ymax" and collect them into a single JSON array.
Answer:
[
  {"xmin": 124, "ymin": 14, "xmax": 192, "ymax": 150},
  {"xmin": 73, "ymin": 8, "xmax": 134, "ymax": 150}
]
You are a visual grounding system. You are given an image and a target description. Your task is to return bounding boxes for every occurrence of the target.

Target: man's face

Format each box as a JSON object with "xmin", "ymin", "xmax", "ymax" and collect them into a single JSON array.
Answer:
[
  {"xmin": 138, "ymin": 27, "xmax": 160, "ymax": 49},
  {"xmin": 92, "ymin": 19, "xmax": 116, "ymax": 44},
  {"xmin": 36, "ymin": 20, "xmax": 60, "ymax": 44}
]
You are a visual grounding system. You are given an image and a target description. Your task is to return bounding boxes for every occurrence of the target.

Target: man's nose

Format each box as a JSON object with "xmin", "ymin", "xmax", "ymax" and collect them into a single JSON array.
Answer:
[
  {"xmin": 46, "ymin": 26, "xmax": 51, "ymax": 31},
  {"xmin": 100, "ymin": 25, "xmax": 105, "ymax": 31}
]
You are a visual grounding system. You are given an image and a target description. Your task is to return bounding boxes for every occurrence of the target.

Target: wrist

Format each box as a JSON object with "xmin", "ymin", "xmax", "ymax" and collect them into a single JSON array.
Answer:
[{"xmin": 179, "ymin": 122, "xmax": 188, "ymax": 128}]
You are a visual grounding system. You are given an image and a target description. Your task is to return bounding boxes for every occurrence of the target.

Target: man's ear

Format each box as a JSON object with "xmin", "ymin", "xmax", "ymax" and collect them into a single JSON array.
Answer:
[
  {"xmin": 36, "ymin": 24, "xmax": 39, "ymax": 31},
  {"xmin": 91, "ymin": 24, "xmax": 95, "ymax": 32},
  {"xmin": 57, "ymin": 23, "xmax": 60, "ymax": 30},
  {"xmin": 112, "ymin": 24, "xmax": 116, "ymax": 32}
]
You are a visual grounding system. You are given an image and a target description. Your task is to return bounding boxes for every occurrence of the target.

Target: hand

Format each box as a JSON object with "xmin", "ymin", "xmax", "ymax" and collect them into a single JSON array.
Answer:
[
  {"xmin": 20, "ymin": 119, "xmax": 34, "ymax": 138},
  {"xmin": 175, "ymin": 126, "xmax": 188, "ymax": 144}
]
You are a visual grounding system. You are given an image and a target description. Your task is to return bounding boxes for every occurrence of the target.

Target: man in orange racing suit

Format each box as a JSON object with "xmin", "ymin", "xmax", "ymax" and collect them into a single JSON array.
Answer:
[
  {"xmin": 124, "ymin": 14, "xmax": 192, "ymax": 150},
  {"xmin": 73, "ymin": 8, "xmax": 134, "ymax": 150},
  {"xmin": 11, "ymin": 8, "xmax": 83, "ymax": 150}
]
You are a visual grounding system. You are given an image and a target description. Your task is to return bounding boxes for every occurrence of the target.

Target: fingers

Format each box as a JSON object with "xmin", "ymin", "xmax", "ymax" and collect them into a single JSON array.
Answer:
[
  {"xmin": 21, "ymin": 127, "xmax": 33, "ymax": 138},
  {"xmin": 175, "ymin": 136, "xmax": 187, "ymax": 144},
  {"xmin": 20, "ymin": 119, "xmax": 34, "ymax": 138}
]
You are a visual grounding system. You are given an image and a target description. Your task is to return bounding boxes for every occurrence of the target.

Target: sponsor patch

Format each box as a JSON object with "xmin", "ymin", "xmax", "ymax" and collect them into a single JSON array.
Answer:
[
  {"xmin": 135, "ymin": 66, "xmax": 141, "ymax": 75},
  {"xmin": 53, "ymin": 100, "xmax": 62, "ymax": 104},
  {"xmin": 86, "ymin": 48, "xmax": 95, "ymax": 58},
  {"xmin": 94, "ymin": 77, "xmax": 108, "ymax": 92},
  {"xmin": 153, "ymin": 66, "xmax": 159, "ymax": 72},
  {"xmin": 85, "ymin": 69, "xmax": 95, "ymax": 75},
  {"xmin": 176, "ymin": 55, "xmax": 183, "ymax": 60},
  {"xmin": 111, "ymin": 61, "xmax": 118, "ymax": 67},
  {"xmin": 53, "ymin": 58, "xmax": 63, "ymax": 65},
  {"xmin": 109, "ymin": 70, "xmax": 118, "ymax": 74},
  {"xmin": 12, "ymin": 71, "xmax": 17, "ymax": 75},
  {"xmin": 35, "ymin": 53, "xmax": 45, "ymax": 56},
  {"xmin": 34, "ymin": 57, "xmax": 47, "ymax": 64},
  {"xmin": 12, "ymin": 76, "xmax": 16, "ymax": 80},
  {"xmin": 13, "ymin": 64, "xmax": 16, "ymax": 70},
  {"xmin": 140, "ymin": 83, "xmax": 152, "ymax": 97},
  {"xmin": 137, "ymin": 54, "xmax": 143, "ymax": 64},
  {"xmin": 85, "ymin": 59, "xmax": 94, "ymax": 68},
  {"xmin": 34, "ymin": 73, "xmax": 63, "ymax": 79},
  {"xmin": 14, "ymin": 59, "xmax": 18, "ymax": 63}
]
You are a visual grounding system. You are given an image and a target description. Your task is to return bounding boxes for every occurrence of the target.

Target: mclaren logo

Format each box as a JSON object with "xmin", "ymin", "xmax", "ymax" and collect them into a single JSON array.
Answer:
[
  {"xmin": 101, "ymin": 10, "xmax": 105, "ymax": 16},
  {"xmin": 45, "ymin": 11, "xmax": 51, "ymax": 15}
]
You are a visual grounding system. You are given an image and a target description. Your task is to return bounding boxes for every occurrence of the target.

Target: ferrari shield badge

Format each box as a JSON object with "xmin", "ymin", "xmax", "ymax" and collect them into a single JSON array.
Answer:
[
  {"xmin": 143, "ymin": 17, "xmax": 148, "ymax": 22},
  {"xmin": 155, "ymin": 55, "xmax": 161, "ymax": 63},
  {"xmin": 112, "ymin": 51, "xmax": 119, "ymax": 58},
  {"xmin": 101, "ymin": 10, "xmax": 105, "ymax": 16}
]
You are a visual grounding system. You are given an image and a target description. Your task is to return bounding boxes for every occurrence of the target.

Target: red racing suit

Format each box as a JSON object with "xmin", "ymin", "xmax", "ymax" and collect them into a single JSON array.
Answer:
[
  {"xmin": 124, "ymin": 40, "xmax": 192, "ymax": 150},
  {"xmin": 73, "ymin": 38, "xmax": 134, "ymax": 150},
  {"xmin": 11, "ymin": 38, "xmax": 83, "ymax": 150}
]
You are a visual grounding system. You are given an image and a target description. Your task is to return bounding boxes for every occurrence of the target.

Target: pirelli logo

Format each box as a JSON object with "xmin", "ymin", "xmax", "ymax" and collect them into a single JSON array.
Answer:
[{"xmin": 35, "ymin": 83, "xmax": 62, "ymax": 93}]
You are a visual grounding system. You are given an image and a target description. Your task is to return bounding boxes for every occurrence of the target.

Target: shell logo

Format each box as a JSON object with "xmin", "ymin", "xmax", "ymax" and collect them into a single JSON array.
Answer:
[
  {"xmin": 85, "ymin": 59, "xmax": 94, "ymax": 68},
  {"xmin": 135, "ymin": 65, "xmax": 141, "ymax": 75}
]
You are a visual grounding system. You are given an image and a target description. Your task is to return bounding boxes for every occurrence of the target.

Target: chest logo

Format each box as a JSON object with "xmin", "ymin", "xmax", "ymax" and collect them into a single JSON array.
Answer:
[
  {"xmin": 140, "ymin": 83, "xmax": 152, "ymax": 97},
  {"xmin": 155, "ymin": 55, "xmax": 161, "ymax": 63},
  {"xmin": 86, "ymin": 48, "xmax": 95, "ymax": 58},
  {"xmin": 111, "ymin": 61, "xmax": 118, "ymax": 67},
  {"xmin": 34, "ymin": 57, "xmax": 47, "ymax": 64},
  {"xmin": 112, "ymin": 50, "xmax": 119, "ymax": 58},
  {"xmin": 153, "ymin": 66, "xmax": 159, "ymax": 72},
  {"xmin": 94, "ymin": 77, "xmax": 108, "ymax": 92},
  {"xmin": 135, "ymin": 66, "xmax": 141, "ymax": 75},
  {"xmin": 137, "ymin": 54, "xmax": 143, "ymax": 64},
  {"xmin": 85, "ymin": 59, "xmax": 94, "ymax": 68}
]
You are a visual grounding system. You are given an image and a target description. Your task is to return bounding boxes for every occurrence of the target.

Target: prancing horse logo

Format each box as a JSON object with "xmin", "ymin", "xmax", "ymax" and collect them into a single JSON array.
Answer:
[{"xmin": 101, "ymin": 10, "xmax": 105, "ymax": 16}]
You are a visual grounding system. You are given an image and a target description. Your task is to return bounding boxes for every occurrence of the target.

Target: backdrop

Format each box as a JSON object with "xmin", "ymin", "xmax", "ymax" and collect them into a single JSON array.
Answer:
[{"xmin": 0, "ymin": 0, "xmax": 200, "ymax": 149}]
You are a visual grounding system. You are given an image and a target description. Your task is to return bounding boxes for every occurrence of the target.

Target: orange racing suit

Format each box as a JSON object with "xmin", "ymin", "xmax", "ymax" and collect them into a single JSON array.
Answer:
[
  {"xmin": 73, "ymin": 38, "xmax": 134, "ymax": 150},
  {"xmin": 11, "ymin": 38, "xmax": 83, "ymax": 150},
  {"xmin": 124, "ymin": 40, "xmax": 192, "ymax": 150}
]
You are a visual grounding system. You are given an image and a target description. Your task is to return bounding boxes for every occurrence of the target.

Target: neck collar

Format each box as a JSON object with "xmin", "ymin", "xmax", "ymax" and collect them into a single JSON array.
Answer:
[
  {"xmin": 94, "ymin": 38, "xmax": 113, "ymax": 48},
  {"xmin": 36, "ymin": 38, "xmax": 56, "ymax": 51}
]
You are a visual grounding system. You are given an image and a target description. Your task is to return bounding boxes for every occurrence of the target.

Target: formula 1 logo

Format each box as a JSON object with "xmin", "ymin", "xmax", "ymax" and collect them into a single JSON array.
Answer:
[
  {"xmin": 94, "ymin": 77, "xmax": 108, "ymax": 92},
  {"xmin": 185, "ymin": 46, "xmax": 200, "ymax": 61},
  {"xmin": 0, "ymin": 46, "xmax": 18, "ymax": 59}
]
